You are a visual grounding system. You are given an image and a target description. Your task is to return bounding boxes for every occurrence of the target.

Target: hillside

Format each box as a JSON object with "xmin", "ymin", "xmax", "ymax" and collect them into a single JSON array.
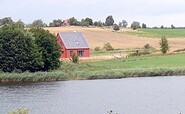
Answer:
[{"xmin": 45, "ymin": 27, "xmax": 185, "ymax": 51}]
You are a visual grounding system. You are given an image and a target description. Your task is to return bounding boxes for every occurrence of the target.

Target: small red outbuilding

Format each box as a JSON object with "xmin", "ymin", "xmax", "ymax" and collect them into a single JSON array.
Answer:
[{"xmin": 57, "ymin": 32, "xmax": 90, "ymax": 58}]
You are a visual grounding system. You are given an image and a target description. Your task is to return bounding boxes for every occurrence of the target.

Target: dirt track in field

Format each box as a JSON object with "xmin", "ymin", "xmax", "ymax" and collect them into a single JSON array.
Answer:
[{"xmin": 45, "ymin": 26, "xmax": 185, "ymax": 52}]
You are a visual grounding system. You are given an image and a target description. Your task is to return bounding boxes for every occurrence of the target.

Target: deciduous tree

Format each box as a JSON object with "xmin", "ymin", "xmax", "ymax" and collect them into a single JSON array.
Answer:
[
  {"xmin": 29, "ymin": 28, "xmax": 61, "ymax": 71},
  {"xmin": 105, "ymin": 15, "xmax": 114, "ymax": 26}
]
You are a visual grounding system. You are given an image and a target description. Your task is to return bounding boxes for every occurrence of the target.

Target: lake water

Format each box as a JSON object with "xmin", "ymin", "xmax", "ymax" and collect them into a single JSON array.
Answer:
[{"xmin": 1, "ymin": 76, "xmax": 185, "ymax": 114}]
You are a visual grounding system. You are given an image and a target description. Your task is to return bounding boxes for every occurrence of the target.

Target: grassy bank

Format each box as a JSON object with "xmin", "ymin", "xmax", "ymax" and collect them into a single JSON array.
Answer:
[{"xmin": 1, "ymin": 53, "xmax": 185, "ymax": 82}]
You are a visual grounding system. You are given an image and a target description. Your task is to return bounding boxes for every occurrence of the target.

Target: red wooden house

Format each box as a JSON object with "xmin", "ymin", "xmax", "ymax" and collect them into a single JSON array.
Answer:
[{"xmin": 57, "ymin": 32, "xmax": 90, "ymax": 58}]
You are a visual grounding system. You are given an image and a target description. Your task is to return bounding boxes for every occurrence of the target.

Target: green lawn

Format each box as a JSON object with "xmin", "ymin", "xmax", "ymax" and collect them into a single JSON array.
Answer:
[
  {"xmin": 83, "ymin": 54, "xmax": 185, "ymax": 70},
  {"xmin": 122, "ymin": 28, "xmax": 185, "ymax": 38}
]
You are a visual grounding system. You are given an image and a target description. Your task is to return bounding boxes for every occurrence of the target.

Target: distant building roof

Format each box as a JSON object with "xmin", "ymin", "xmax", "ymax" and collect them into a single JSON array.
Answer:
[{"xmin": 58, "ymin": 32, "xmax": 89, "ymax": 49}]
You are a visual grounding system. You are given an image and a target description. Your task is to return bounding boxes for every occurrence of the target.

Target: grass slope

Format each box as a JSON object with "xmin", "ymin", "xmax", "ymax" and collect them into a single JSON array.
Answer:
[
  {"xmin": 62, "ymin": 53, "xmax": 185, "ymax": 80},
  {"xmin": 86, "ymin": 53, "xmax": 185, "ymax": 69},
  {"xmin": 123, "ymin": 28, "xmax": 185, "ymax": 38}
]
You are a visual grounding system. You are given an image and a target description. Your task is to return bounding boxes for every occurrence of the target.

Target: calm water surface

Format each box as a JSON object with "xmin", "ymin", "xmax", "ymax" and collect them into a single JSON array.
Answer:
[{"xmin": 1, "ymin": 76, "xmax": 185, "ymax": 114}]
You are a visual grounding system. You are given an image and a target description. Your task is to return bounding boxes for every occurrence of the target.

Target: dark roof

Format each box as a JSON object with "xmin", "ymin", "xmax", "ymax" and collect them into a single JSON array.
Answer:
[{"xmin": 58, "ymin": 32, "xmax": 89, "ymax": 49}]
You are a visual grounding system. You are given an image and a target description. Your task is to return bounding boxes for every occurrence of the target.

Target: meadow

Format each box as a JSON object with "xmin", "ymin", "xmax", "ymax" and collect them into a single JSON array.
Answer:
[{"xmin": 122, "ymin": 28, "xmax": 185, "ymax": 38}]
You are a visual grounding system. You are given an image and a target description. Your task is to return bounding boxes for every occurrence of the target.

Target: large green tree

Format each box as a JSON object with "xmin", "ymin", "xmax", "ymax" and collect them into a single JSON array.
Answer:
[
  {"xmin": 85, "ymin": 18, "xmax": 93, "ymax": 26},
  {"xmin": 29, "ymin": 28, "xmax": 61, "ymax": 71},
  {"xmin": 105, "ymin": 15, "xmax": 114, "ymax": 26},
  {"xmin": 0, "ymin": 24, "xmax": 43, "ymax": 72}
]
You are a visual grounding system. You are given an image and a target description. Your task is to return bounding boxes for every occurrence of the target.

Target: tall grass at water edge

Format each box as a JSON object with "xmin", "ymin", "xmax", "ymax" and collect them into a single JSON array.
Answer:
[{"xmin": 0, "ymin": 71, "xmax": 66, "ymax": 82}]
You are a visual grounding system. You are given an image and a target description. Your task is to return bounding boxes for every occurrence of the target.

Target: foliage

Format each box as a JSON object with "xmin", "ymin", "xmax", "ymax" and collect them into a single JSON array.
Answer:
[
  {"xmin": 159, "ymin": 36, "xmax": 169, "ymax": 54},
  {"xmin": 94, "ymin": 47, "xmax": 101, "ymax": 51},
  {"xmin": 29, "ymin": 28, "xmax": 61, "ymax": 71},
  {"xmin": 160, "ymin": 25, "xmax": 164, "ymax": 29},
  {"xmin": 119, "ymin": 20, "xmax": 128, "ymax": 28},
  {"xmin": 103, "ymin": 43, "xmax": 114, "ymax": 51},
  {"xmin": 0, "ymin": 23, "xmax": 44, "ymax": 72},
  {"xmin": 142, "ymin": 23, "xmax": 147, "ymax": 28},
  {"xmin": 113, "ymin": 24, "xmax": 120, "ymax": 31},
  {"xmin": 94, "ymin": 21, "xmax": 103, "ymax": 27},
  {"xmin": 69, "ymin": 17, "xmax": 80, "ymax": 26},
  {"xmin": 122, "ymin": 20, "xmax": 128, "ymax": 28},
  {"xmin": 144, "ymin": 43, "xmax": 150, "ymax": 49},
  {"xmin": 105, "ymin": 15, "xmax": 114, "ymax": 26},
  {"xmin": 30, "ymin": 19, "xmax": 47, "ymax": 27},
  {"xmin": 171, "ymin": 24, "xmax": 175, "ymax": 29},
  {"xmin": 49, "ymin": 19, "xmax": 62, "ymax": 27},
  {"xmin": 8, "ymin": 108, "xmax": 29, "ymax": 114},
  {"xmin": 131, "ymin": 21, "xmax": 140, "ymax": 30},
  {"xmin": 85, "ymin": 18, "xmax": 93, "ymax": 25},
  {"xmin": 81, "ymin": 19, "xmax": 89, "ymax": 26},
  {"xmin": 15, "ymin": 19, "xmax": 25, "ymax": 28},
  {"xmin": 72, "ymin": 53, "xmax": 79, "ymax": 63},
  {"xmin": 0, "ymin": 17, "xmax": 13, "ymax": 26}
]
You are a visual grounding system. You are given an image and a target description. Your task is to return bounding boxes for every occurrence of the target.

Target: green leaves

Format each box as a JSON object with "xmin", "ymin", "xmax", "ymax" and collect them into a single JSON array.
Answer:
[
  {"xmin": 29, "ymin": 28, "xmax": 61, "ymax": 71},
  {"xmin": 159, "ymin": 36, "xmax": 169, "ymax": 54},
  {"xmin": 0, "ymin": 24, "xmax": 59, "ymax": 72}
]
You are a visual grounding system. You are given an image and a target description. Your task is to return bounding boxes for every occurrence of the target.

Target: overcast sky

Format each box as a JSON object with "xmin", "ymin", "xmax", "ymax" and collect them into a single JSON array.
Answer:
[{"xmin": 1, "ymin": 0, "xmax": 185, "ymax": 27}]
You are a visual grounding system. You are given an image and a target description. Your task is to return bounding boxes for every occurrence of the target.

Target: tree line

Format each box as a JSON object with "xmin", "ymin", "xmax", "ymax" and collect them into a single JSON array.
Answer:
[{"xmin": 0, "ymin": 16, "xmax": 178, "ymax": 31}]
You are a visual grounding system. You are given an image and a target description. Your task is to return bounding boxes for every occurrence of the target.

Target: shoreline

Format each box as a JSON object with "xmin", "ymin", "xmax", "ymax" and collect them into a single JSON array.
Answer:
[{"xmin": 1, "ymin": 67, "xmax": 185, "ymax": 83}]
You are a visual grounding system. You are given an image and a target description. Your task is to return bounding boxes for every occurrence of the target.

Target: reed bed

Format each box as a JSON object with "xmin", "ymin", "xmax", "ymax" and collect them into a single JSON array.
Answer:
[
  {"xmin": 0, "ymin": 72, "xmax": 66, "ymax": 82},
  {"xmin": 74, "ymin": 67, "xmax": 185, "ymax": 80}
]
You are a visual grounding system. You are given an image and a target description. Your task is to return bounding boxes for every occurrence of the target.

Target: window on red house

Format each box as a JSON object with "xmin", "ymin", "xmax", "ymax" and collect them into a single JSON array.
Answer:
[
  {"xmin": 70, "ymin": 51, "xmax": 73, "ymax": 57},
  {"xmin": 78, "ymin": 50, "xmax": 84, "ymax": 57}
]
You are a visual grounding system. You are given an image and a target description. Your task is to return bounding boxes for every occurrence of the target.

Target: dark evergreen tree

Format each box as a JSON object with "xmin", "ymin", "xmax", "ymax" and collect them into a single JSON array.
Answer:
[
  {"xmin": 29, "ymin": 28, "xmax": 61, "ymax": 71},
  {"xmin": 0, "ymin": 24, "xmax": 43, "ymax": 72}
]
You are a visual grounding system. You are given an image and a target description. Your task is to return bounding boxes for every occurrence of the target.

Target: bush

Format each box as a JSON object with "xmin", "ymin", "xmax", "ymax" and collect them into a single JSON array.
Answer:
[
  {"xmin": 113, "ymin": 24, "xmax": 120, "ymax": 31},
  {"xmin": 94, "ymin": 47, "xmax": 101, "ymax": 51},
  {"xmin": 103, "ymin": 43, "xmax": 114, "ymax": 51},
  {"xmin": 159, "ymin": 36, "xmax": 169, "ymax": 54},
  {"xmin": 8, "ymin": 108, "xmax": 29, "ymax": 114},
  {"xmin": 72, "ymin": 53, "xmax": 79, "ymax": 63},
  {"xmin": 129, "ymin": 51, "xmax": 150, "ymax": 57},
  {"xmin": 144, "ymin": 43, "xmax": 150, "ymax": 49}
]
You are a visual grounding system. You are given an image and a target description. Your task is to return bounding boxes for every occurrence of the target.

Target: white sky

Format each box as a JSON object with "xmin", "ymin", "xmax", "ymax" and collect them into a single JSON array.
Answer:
[{"xmin": 1, "ymin": 0, "xmax": 185, "ymax": 27}]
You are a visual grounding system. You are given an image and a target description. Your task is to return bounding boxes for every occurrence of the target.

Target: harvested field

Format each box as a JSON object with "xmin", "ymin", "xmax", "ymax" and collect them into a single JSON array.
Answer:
[{"xmin": 45, "ymin": 26, "xmax": 185, "ymax": 52}]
